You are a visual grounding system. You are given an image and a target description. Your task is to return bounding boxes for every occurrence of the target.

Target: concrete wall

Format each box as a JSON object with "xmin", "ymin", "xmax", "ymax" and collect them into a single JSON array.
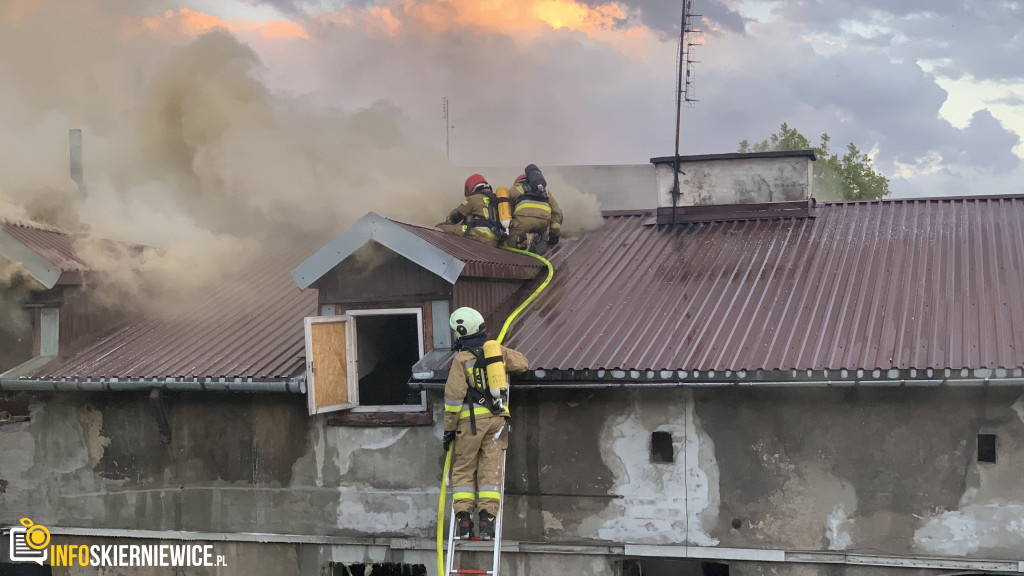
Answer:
[
  {"xmin": 654, "ymin": 156, "xmax": 813, "ymax": 208},
  {"xmin": 2, "ymin": 387, "xmax": 1024, "ymax": 575}
]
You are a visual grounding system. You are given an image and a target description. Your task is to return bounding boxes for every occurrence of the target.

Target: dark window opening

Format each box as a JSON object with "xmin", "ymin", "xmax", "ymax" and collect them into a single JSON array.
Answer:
[
  {"xmin": 651, "ymin": 431, "xmax": 674, "ymax": 463},
  {"xmin": 354, "ymin": 314, "xmax": 422, "ymax": 406},
  {"xmin": 978, "ymin": 434, "xmax": 996, "ymax": 463}
]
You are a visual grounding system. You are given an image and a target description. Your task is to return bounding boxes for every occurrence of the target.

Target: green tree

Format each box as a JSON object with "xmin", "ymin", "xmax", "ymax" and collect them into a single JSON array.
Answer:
[{"xmin": 739, "ymin": 123, "xmax": 890, "ymax": 201}]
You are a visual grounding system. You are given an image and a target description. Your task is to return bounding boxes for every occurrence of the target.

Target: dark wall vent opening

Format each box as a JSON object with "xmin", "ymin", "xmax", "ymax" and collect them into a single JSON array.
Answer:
[
  {"xmin": 651, "ymin": 431, "xmax": 674, "ymax": 463},
  {"xmin": 978, "ymin": 434, "xmax": 996, "ymax": 463}
]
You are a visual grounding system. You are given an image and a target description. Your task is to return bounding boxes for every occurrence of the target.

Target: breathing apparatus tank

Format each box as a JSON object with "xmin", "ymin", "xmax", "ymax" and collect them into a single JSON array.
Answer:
[
  {"xmin": 482, "ymin": 340, "xmax": 508, "ymax": 410},
  {"xmin": 495, "ymin": 186, "xmax": 512, "ymax": 231}
]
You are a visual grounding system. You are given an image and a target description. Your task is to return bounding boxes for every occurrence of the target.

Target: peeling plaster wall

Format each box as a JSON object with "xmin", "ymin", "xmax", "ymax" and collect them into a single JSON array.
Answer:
[
  {"xmin": 0, "ymin": 393, "xmax": 439, "ymax": 539},
  {"xmin": 593, "ymin": 389, "xmax": 719, "ymax": 545},
  {"xmin": 3, "ymin": 386, "xmax": 1024, "ymax": 573},
  {"xmin": 696, "ymin": 387, "xmax": 1024, "ymax": 559}
]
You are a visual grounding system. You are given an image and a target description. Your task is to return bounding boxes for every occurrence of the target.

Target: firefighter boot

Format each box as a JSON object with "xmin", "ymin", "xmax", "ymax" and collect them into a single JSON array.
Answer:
[
  {"xmin": 479, "ymin": 510, "xmax": 497, "ymax": 540},
  {"xmin": 526, "ymin": 233, "xmax": 541, "ymax": 254},
  {"xmin": 455, "ymin": 511, "xmax": 474, "ymax": 539}
]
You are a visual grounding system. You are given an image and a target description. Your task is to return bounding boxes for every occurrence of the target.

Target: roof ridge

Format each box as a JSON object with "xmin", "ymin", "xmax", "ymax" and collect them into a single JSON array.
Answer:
[
  {"xmin": 2, "ymin": 219, "xmax": 68, "ymax": 235},
  {"xmin": 821, "ymin": 193, "xmax": 1024, "ymax": 205}
]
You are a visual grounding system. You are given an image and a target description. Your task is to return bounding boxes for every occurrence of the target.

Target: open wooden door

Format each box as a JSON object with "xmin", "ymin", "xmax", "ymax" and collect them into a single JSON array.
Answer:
[{"xmin": 304, "ymin": 315, "xmax": 359, "ymax": 415}]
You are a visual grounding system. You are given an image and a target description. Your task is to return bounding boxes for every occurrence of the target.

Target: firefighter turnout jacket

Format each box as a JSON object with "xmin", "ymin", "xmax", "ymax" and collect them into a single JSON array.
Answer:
[
  {"xmin": 508, "ymin": 182, "xmax": 562, "ymax": 239},
  {"xmin": 445, "ymin": 193, "xmax": 503, "ymax": 248},
  {"xmin": 443, "ymin": 345, "xmax": 529, "ymax": 432}
]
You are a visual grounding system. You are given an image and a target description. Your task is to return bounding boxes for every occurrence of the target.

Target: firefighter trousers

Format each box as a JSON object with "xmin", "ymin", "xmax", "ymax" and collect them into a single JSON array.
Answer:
[
  {"xmin": 451, "ymin": 414, "xmax": 508, "ymax": 515},
  {"xmin": 505, "ymin": 215, "xmax": 550, "ymax": 249},
  {"xmin": 438, "ymin": 223, "xmax": 500, "ymax": 248}
]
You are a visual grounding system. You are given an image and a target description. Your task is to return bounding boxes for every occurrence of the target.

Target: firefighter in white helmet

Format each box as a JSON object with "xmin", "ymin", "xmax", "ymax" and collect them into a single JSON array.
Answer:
[{"xmin": 443, "ymin": 307, "xmax": 529, "ymax": 540}]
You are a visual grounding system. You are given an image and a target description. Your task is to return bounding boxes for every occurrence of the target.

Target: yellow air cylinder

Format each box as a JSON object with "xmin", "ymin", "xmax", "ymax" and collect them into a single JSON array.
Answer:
[
  {"xmin": 482, "ymin": 340, "xmax": 507, "ymax": 398},
  {"xmin": 495, "ymin": 186, "xmax": 512, "ymax": 230}
]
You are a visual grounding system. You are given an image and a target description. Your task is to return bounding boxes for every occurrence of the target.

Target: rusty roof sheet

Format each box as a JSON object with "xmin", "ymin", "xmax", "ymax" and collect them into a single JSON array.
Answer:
[
  {"xmin": 31, "ymin": 249, "xmax": 317, "ymax": 380},
  {"xmin": 2, "ymin": 221, "xmax": 87, "ymax": 272},
  {"xmin": 504, "ymin": 196, "xmax": 1024, "ymax": 373},
  {"xmin": 393, "ymin": 219, "xmax": 545, "ymax": 279}
]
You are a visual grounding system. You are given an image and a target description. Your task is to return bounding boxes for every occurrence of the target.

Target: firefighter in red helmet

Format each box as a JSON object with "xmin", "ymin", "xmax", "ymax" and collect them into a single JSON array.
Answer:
[{"xmin": 438, "ymin": 174, "xmax": 506, "ymax": 248}]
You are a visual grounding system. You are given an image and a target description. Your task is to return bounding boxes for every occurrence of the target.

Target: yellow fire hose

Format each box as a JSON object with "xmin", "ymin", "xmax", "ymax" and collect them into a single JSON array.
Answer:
[{"xmin": 436, "ymin": 246, "xmax": 555, "ymax": 576}]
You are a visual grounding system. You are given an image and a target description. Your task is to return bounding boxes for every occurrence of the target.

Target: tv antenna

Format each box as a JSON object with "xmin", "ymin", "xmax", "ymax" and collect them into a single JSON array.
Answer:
[
  {"xmin": 443, "ymin": 97, "xmax": 454, "ymax": 161},
  {"xmin": 670, "ymin": 0, "xmax": 702, "ymax": 224}
]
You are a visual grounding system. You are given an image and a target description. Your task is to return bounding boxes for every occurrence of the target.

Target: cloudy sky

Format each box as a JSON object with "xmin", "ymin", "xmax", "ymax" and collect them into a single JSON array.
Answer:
[{"xmin": 162, "ymin": 0, "xmax": 1024, "ymax": 199}]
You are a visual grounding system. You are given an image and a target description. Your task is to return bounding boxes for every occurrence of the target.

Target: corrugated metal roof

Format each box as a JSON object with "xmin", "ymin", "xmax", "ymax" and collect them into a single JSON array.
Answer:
[
  {"xmin": 31, "ymin": 249, "xmax": 317, "ymax": 380},
  {"xmin": 504, "ymin": 196, "xmax": 1024, "ymax": 373},
  {"xmin": 393, "ymin": 220, "xmax": 544, "ymax": 279},
  {"xmin": 2, "ymin": 221, "xmax": 87, "ymax": 271}
]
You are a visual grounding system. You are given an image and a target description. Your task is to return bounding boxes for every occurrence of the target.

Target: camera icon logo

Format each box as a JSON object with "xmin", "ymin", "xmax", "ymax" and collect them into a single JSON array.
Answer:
[{"xmin": 8, "ymin": 518, "xmax": 49, "ymax": 565}]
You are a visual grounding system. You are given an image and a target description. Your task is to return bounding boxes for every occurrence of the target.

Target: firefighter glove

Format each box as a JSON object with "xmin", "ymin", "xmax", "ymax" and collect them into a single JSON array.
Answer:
[
  {"xmin": 443, "ymin": 430, "xmax": 456, "ymax": 453},
  {"xmin": 547, "ymin": 232, "xmax": 560, "ymax": 246}
]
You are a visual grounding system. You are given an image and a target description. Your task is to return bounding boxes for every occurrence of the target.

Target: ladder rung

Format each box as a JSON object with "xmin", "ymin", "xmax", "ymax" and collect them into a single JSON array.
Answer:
[{"xmin": 450, "ymin": 571, "xmax": 492, "ymax": 575}]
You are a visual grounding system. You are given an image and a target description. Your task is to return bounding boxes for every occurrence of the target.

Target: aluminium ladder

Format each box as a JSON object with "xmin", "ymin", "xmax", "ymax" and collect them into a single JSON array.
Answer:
[{"xmin": 442, "ymin": 426, "xmax": 510, "ymax": 576}]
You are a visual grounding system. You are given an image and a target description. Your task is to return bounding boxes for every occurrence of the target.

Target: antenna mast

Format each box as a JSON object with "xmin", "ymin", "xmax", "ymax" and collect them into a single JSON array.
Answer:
[
  {"xmin": 671, "ymin": 0, "xmax": 701, "ymax": 224},
  {"xmin": 443, "ymin": 97, "xmax": 451, "ymax": 161}
]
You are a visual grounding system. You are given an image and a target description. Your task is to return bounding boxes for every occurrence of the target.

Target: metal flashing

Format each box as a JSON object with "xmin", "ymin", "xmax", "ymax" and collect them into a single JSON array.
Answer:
[
  {"xmin": 0, "ymin": 225, "xmax": 63, "ymax": 288},
  {"xmin": 650, "ymin": 149, "xmax": 817, "ymax": 164},
  {"xmin": 292, "ymin": 212, "xmax": 465, "ymax": 290}
]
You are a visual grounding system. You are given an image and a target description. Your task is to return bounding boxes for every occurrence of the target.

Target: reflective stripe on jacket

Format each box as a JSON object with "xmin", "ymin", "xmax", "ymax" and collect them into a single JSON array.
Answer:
[
  {"xmin": 510, "ymin": 184, "xmax": 563, "ymax": 233},
  {"xmin": 443, "ymin": 345, "xmax": 530, "ymax": 432}
]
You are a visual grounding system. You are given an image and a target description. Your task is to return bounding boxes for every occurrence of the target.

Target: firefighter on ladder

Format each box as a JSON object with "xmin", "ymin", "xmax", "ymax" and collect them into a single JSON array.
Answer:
[{"xmin": 443, "ymin": 307, "xmax": 529, "ymax": 540}]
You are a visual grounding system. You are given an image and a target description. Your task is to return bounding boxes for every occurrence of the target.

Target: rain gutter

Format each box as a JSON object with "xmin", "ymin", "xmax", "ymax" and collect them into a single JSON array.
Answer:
[
  {"xmin": 0, "ymin": 358, "xmax": 306, "ymax": 393},
  {"xmin": 0, "ymin": 376, "xmax": 305, "ymax": 393},
  {"xmin": 409, "ymin": 376, "xmax": 1024, "ymax": 391}
]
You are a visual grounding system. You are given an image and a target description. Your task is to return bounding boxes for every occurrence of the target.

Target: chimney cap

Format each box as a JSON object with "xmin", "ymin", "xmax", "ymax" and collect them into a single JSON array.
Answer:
[{"xmin": 650, "ymin": 149, "xmax": 816, "ymax": 165}]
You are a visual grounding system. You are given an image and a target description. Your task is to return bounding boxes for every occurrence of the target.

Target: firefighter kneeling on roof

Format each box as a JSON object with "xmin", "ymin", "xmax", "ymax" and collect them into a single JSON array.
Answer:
[
  {"xmin": 438, "ymin": 174, "xmax": 507, "ymax": 248},
  {"xmin": 505, "ymin": 163, "xmax": 562, "ymax": 254},
  {"xmin": 443, "ymin": 307, "xmax": 529, "ymax": 540}
]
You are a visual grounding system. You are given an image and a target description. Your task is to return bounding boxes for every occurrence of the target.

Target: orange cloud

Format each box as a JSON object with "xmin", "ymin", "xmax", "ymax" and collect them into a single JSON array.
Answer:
[
  {"xmin": 369, "ymin": 6, "xmax": 402, "ymax": 37},
  {"xmin": 135, "ymin": 8, "xmax": 309, "ymax": 41},
  {"xmin": 395, "ymin": 0, "xmax": 626, "ymax": 38},
  {"xmin": 533, "ymin": 0, "xmax": 624, "ymax": 32}
]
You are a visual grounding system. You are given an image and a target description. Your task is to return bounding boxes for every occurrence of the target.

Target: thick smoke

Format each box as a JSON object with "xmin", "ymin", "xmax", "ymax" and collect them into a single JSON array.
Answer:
[{"xmin": 0, "ymin": 0, "xmax": 608, "ymax": 323}]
